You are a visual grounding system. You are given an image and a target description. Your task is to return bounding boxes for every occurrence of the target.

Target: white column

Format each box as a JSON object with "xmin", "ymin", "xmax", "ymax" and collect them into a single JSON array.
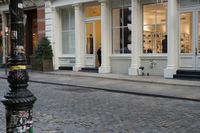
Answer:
[
  {"xmin": 128, "ymin": 0, "xmax": 140, "ymax": 75},
  {"xmin": 1, "ymin": 12, "xmax": 7, "ymax": 64},
  {"xmin": 164, "ymin": 0, "xmax": 178, "ymax": 78},
  {"xmin": 45, "ymin": 1, "xmax": 60, "ymax": 70},
  {"xmin": 98, "ymin": 0, "xmax": 111, "ymax": 73},
  {"xmin": 73, "ymin": 4, "xmax": 84, "ymax": 71},
  {"xmin": 52, "ymin": 7, "xmax": 60, "ymax": 70}
]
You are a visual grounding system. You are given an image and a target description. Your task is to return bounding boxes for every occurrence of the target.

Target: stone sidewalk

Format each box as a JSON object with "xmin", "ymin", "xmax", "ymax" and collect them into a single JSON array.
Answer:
[
  {"xmin": 47, "ymin": 70, "xmax": 200, "ymax": 87},
  {"xmin": 1, "ymin": 69, "xmax": 200, "ymax": 101}
]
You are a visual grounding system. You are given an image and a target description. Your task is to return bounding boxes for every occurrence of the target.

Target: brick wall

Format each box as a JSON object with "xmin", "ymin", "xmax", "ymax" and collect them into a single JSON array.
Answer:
[{"xmin": 37, "ymin": 6, "xmax": 45, "ymax": 42}]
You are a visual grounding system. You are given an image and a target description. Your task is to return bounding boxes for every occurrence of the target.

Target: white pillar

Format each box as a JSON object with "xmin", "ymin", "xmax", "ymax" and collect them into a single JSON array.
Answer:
[
  {"xmin": 164, "ymin": 0, "xmax": 178, "ymax": 78},
  {"xmin": 52, "ymin": 7, "xmax": 60, "ymax": 70},
  {"xmin": 128, "ymin": 0, "xmax": 140, "ymax": 75},
  {"xmin": 73, "ymin": 4, "xmax": 84, "ymax": 71},
  {"xmin": 1, "ymin": 12, "xmax": 7, "ymax": 64},
  {"xmin": 45, "ymin": 1, "xmax": 60, "ymax": 70},
  {"xmin": 98, "ymin": 0, "xmax": 111, "ymax": 73}
]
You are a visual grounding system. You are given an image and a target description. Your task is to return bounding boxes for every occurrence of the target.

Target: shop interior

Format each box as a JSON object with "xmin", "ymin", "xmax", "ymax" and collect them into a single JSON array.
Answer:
[{"xmin": 143, "ymin": 3, "xmax": 167, "ymax": 54}]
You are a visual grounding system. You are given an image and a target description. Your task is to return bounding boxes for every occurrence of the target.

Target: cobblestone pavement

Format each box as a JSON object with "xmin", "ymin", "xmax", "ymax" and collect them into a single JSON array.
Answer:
[{"xmin": 1, "ymin": 79, "xmax": 200, "ymax": 133}]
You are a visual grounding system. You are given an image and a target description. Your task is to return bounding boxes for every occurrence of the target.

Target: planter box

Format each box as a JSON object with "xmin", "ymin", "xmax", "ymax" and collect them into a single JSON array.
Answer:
[
  {"xmin": 42, "ymin": 59, "xmax": 53, "ymax": 72},
  {"xmin": 30, "ymin": 56, "xmax": 53, "ymax": 72}
]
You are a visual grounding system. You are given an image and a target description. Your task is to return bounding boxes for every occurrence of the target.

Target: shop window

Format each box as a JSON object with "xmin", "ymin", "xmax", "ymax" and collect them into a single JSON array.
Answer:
[
  {"xmin": 143, "ymin": 3, "xmax": 167, "ymax": 54},
  {"xmin": 61, "ymin": 7, "xmax": 75, "ymax": 55},
  {"xmin": 111, "ymin": 0, "xmax": 131, "ymax": 54},
  {"xmin": 179, "ymin": 12, "xmax": 192, "ymax": 53}
]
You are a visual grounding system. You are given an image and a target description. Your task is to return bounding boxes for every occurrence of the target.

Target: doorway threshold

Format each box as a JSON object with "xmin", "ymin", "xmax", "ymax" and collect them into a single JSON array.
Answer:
[{"xmin": 81, "ymin": 67, "xmax": 98, "ymax": 73}]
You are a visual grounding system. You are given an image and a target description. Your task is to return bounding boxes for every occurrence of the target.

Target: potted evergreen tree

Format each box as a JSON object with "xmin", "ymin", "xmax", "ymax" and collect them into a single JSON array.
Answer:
[{"xmin": 34, "ymin": 37, "xmax": 53, "ymax": 71}]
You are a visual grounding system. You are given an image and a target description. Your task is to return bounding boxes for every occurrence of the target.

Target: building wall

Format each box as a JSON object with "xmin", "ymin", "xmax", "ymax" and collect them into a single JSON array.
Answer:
[
  {"xmin": 46, "ymin": 0, "xmax": 168, "ymax": 75},
  {"xmin": 37, "ymin": 6, "xmax": 45, "ymax": 42},
  {"xmin": 110, "ymin": 56, "xmax": 131, "ymax": 74},
  {"xmin": 0, "ymin": 1, "xmax": 46, "ymax": 65},
  {"xmin": 45, "ymin": 0, "xmax": 200, "ymax": 77},
  {"xmin": 141, "ymin": 56, "xmax": 167, "ymax": 76}
]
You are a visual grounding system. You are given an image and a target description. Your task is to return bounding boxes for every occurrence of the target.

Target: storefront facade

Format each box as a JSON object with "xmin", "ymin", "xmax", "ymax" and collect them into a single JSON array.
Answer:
[
  {"xmin": 42, "ymin": 0, "xmax": 200, "ymax": 78},
  {"xmin": 0, "ymin": 0, "xmax": 45, "ymax": 65}
]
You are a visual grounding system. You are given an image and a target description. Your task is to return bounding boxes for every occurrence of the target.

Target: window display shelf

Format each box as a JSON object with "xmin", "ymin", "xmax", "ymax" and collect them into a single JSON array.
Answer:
[
  {"xmin": 180, "ymin": 33, "xmax": 192, "ymax": 53},
  {"xmin": 143, "ymin": 31, "xmax": 165, "ymax": 53}
]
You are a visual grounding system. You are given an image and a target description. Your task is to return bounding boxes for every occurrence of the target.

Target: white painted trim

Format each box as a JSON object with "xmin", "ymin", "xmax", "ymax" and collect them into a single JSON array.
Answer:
[
  {"xmin": 140, "ymin": 55, "xmax": 167, "ymax": 60},
  {"xmin": 83, "ymin": 17, "xmax": 101, "ymax": 22},
  {"xmin": 59, "ymin": 55, "xmax": 76, "ymax": 58},
  {"xmin": 51, "ymin": 0, "xmax": 97, "ymax": 8},
  {"xmin": 110, "ymin": 56, "xmax": 131, "ymax": 60}
]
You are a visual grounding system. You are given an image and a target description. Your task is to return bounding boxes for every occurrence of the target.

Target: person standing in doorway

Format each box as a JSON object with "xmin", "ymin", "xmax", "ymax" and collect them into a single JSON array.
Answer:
[{"xmin": 97, "ymin": 47, "xmax": 101, "ymax": 66}]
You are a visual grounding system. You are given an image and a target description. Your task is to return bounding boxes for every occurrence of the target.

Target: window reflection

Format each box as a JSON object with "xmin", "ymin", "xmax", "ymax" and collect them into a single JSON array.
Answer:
[{"xmin": 112, "ymin": 5, "xmax": 131, "ymax": 54}]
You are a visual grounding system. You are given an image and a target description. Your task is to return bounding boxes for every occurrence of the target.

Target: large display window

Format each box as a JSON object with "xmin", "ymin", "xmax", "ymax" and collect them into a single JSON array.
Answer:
[
  {"xmin": 111, "ymin": 0, "xmax": 132, "ymax": 54},
  {"xmin": 143, "ymin": 3, "xmax": 167, "ymax": 54},
  {"xmin": 61, "ymin": 7, "xmax": 75, "ymax": 55}
]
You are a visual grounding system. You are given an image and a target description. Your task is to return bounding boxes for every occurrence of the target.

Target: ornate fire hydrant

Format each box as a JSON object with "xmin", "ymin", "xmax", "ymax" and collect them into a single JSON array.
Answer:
[{"xmin": 1, "ymin": 0, "xmax": 36, "ymax": 132}]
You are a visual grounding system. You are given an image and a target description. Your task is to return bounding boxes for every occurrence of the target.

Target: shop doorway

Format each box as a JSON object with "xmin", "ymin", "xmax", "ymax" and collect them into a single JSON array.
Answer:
[
  {"xmin": 179, "ymin": 10, "xmax": 200, "ymax": 70},
  {"xmin": 85, "ymin": 20, "xmax": 101, "ymax": 68}
]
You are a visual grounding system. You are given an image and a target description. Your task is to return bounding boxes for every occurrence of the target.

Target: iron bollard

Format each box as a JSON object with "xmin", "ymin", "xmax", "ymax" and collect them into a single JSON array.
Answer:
[{"xmin": 1, "ymin": 0, "xmax": 36, "ymax": 132}]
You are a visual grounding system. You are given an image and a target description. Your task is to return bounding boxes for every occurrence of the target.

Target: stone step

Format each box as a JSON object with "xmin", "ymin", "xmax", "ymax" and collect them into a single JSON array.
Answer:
[
  {"xmin": 81, "ymin": 67, "xmax": 98, "ymax": 73},
  {"xmin": 174, "ymin": 70, "xmax": 200, "ymax": 80}
]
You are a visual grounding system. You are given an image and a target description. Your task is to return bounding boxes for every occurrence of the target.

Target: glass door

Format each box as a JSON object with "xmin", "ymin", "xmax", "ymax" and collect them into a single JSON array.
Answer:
[
  {"xmin": 85, "ymin": 20, "xmax": 101, "ymax": 68},
  {"xmin": 86, "ymin": 22, "xmax": 94, "ymax": 55},
  {"xmin": 179, "ymin": 11, "xmax": 200, "ymax": 70}
]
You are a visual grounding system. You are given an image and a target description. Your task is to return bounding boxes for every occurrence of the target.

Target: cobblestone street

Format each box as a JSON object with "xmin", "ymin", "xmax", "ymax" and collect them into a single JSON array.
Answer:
[{"xmin": 1, "ymin": 78, "xmax": 200, "ymax": 133}]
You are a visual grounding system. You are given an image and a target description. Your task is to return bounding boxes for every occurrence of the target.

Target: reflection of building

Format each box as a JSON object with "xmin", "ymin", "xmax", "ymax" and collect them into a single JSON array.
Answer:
[
  {"xmin": 45, "ymin": 0, "xmax": 200, "ymax": 78},
  {"xmin": 0, "ymin": 0, "xmax": 45, "ymax": 65}
]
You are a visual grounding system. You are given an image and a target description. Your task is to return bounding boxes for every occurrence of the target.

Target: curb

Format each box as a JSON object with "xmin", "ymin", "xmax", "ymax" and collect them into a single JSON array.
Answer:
[
  {"xmin": 42, "ymin": 72, "xmax": 200, "ymax": 88},
  {"xmin": 1, "ymin": 70, "xmax": 200, "ymax": 87},
  {"xmin": 30, "ymin": 80, "xmax": 200, "ymax": 102},
  {"xmin": 1, "ymin": 76, "xmax": 200, "ymax": 102}
]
